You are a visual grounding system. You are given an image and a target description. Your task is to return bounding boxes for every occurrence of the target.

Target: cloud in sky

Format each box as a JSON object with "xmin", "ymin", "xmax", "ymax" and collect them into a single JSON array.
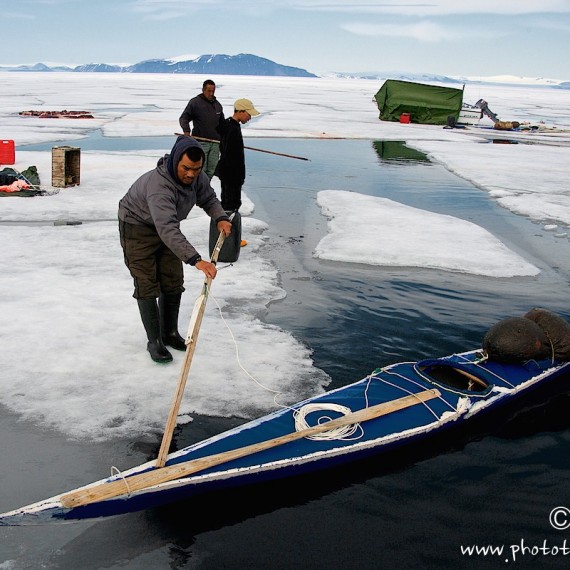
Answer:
[
  {"xmin": 126, "ymin": 0, "xmax": 570, "ymax": 16},
  {"xmin": 341, "ymin": 21, "xmax": 495, "ymax": 42},
  {"xmin": 21, "ymin": 0, "xmax": 64, "ymax": 5},
  {"xmin": 126, "ymin": 0, "xmax": 570, "ymax": 38},
  {"xmin": 3, "ymin": 11, "xmax": 35, "ymax": 19},
  {"xmin": 287, "ymin": 0, "xmax": 570, "ymax": 16},
  {"xmin": 127, "ymin": 0, "xmax": 570, "ymax": 14},
  {"xmin": 130, "ymin": 0, "xmax": 273, "ymax": 20},
  {"xmin": 532, "ymin": 18, "xmax": 570, "ymax": 32},
  {"xmin": 13, "ymin": 0, "xmax": 570, "ymax": 19}
]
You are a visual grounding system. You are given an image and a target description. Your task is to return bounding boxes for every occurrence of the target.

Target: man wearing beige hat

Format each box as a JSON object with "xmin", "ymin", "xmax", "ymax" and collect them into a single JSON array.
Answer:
[{"xmin": 214, "ymin": 98, "xmax": 260, "ymax": 211}]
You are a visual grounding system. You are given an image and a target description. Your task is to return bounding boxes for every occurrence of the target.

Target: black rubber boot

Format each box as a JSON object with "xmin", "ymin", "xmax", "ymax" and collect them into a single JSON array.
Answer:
[
  {"xmin": 137, "ymin": 298, "xmax": 173, "ymax": 363},
  {"xmin": 159, "ymin": 293, "xmax": 187, "ymax": 351}
]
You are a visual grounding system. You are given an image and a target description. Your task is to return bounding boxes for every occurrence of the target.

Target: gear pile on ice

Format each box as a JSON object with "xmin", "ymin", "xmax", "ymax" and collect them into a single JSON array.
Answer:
[{"xmin": 0, "ymin": 166, "xmax": 58, "ymax": 197}]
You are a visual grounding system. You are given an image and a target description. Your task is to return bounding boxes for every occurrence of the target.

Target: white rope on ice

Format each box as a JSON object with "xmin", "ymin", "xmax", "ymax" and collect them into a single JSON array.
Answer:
[
  {"xmin": 212, "ymin": 292, "xmax": 372, "ymax": 440},
  {"xmin": 210, "ymin": 294, "xmax": 280, "ymax": 397}
]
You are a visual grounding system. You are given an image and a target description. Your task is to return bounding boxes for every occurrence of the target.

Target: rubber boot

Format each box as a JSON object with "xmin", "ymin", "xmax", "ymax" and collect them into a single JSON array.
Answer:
[
  {"xmin": 137, "ymin": 298, "xmax": 173, "ymax": 363},
  {"xmin": 159, "ymin": 293, "xmax": 187, "ymax": 351}
]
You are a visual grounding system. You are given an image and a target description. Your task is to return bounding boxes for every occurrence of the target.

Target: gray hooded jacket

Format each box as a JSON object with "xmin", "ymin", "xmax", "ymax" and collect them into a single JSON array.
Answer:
[{"xmin": 118, "ymin": 136, "xmax": 228, "ymax": 263}]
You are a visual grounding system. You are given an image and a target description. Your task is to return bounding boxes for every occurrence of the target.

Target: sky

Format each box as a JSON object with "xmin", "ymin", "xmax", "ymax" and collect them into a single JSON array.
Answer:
[
  {"xmin": 2, "ymin": 0, "xmax": 570, "ymax": 79},
  {"xmin": 1, "ymin": 72, "xmax": 570, "ymax": 442}
]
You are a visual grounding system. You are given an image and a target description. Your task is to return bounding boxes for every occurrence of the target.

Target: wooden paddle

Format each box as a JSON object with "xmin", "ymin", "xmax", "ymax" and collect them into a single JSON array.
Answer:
[
  {"xmin": 155, "ymin": 228, "xmax": 228, "ymax": 468},
  {"xmin": 175, "ymin": 133, "xmax": 309, "ymax": 161},
  {"xmin": 60, "ymin": 388, "xmax": 440, "ymax": 508}
]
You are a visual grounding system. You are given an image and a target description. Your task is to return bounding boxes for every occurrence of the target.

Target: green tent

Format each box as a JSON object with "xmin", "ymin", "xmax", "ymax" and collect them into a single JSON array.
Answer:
[{"xmin": 374, "ymin": 80, "xmax": 464, "ymax": 125}]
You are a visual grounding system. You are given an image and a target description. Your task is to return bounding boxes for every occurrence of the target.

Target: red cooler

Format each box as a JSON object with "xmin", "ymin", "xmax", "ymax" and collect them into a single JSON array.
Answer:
[
  {"xmin": 399, "ymin": 113, "xmax": 411, "ymax": 124},
  {"xmin": 0, "ymin": 140, "xmax": 15, "ymax": 164}
]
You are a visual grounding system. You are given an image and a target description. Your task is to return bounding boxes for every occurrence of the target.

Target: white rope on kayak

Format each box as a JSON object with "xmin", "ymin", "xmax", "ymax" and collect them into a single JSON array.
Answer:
[
  {"xmin": 293, "ymin": 403, "xmax": 364, "ymax": 441},
  {"xmin": 208, "ymin": 293, "xmax": 450, "ymax": 440},
  {"xmin": 377, "ymin": 369, "xmax": 455, "ymax": 418},
  {"xmin": 110, "ymin": 466, "xmax": 132, "ymax": 497},
  {"xmin": 211, "ymin": 293, "xmax": 364, "ymax": 440},
  {"xmin": 455, "ymin": 352, "xmax": 515, "ymax": 388}
]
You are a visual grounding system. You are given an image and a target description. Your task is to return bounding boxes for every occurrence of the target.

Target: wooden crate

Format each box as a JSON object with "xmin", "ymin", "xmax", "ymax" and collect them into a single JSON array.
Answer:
[{"xmin": 52, "ymin": 146, "xmax": 80, "ymax": 187}]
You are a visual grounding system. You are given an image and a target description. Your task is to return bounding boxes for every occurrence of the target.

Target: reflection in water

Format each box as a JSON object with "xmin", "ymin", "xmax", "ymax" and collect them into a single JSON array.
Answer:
[{"xmin": 372, "ymin": 140, "xmax": 431, "ymax": 163}]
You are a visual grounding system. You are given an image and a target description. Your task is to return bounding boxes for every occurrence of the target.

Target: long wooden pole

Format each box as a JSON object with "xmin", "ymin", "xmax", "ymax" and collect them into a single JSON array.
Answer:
[
  {"xmin": 154, "ymin": 230, "xmax": 227, "ymax": 468},
  {"xmin": 60, "ymin": 388, "xmax": 440, "ymax": 508},
  {"xmin": 175, "ymin": 133, "xmax": 309, "ymax": 161}
]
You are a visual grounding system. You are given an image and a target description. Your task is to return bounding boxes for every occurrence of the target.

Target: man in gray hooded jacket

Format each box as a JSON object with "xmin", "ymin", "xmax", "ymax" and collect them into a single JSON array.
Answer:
[{"xmin": 119, "ymin": 136, "xmax": 232, "ymax": 363}]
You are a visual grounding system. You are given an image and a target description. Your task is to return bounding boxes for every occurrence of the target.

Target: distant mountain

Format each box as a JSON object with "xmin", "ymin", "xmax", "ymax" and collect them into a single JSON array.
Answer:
[
  {"xmin": 127, "ymin": 54, "xmax": 316, "ymax": 76},
  {"xmin": 328, "ymin": 70, "xmax": 569, "ymax": 87},
  {"xmin": 5, "ymin": 62, "xmax": 61, "ymax": 72},
  {"xmin": 2, "ymin": 56, "xmax": 565, "ymax": 85},
  {"xmin": 328, "ymin": 71, "xmax": 462, "ymax": 84},
  {"xmin": 74, "ymin": 63, "xmax": 123, "ymax": 73},
  {"xmin": 0, "ymin": 53, "xmax": 316, "ymax": 78}
]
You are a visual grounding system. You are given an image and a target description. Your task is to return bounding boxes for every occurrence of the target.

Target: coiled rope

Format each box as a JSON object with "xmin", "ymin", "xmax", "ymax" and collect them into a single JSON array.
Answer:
[
  {"xmin": 210, "ymin": 293, "xmax": 365, "ymax": 440},
  {"xmin": 293, "ymin": 402, "xmax": 364, "ymax": 441}
]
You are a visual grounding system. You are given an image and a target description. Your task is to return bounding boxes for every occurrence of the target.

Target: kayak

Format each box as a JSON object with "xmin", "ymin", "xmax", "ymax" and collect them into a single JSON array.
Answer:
[{"xmin": 1, "ymin": 348, "xmax": 569, "ymax": 526}]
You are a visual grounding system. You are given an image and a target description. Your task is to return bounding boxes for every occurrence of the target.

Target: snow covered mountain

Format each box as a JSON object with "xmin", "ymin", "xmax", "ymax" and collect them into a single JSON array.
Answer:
[
  {"xmin": 0, "ymin": 53, "xmax": 316, "ymax": 78},
  {"xmin": 1, "ymin": 55, "xmax": 566, "ymax": 86}
]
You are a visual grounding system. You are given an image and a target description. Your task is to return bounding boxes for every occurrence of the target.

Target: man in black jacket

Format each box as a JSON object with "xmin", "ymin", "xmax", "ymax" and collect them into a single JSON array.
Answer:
[
  {"xmin": 179, "ymin": 80, "xmax": 224, "ymax": 180},
  {"xmin": 215, "ymin": 98, "xmax": 260, "ymax": 211},
  {"xmin": 118, "ymin": 136, "xmax": 232, "ymax": 363}
]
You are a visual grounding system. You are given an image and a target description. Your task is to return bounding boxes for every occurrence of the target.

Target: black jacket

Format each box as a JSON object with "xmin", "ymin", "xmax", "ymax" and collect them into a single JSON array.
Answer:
[
  {"xmin": 215, "ymin": 117, "xmax": 245, "ymax": 185},
  {"xmin": 179, "ymin": 94, "xmax": 224, "ymax": 140}
]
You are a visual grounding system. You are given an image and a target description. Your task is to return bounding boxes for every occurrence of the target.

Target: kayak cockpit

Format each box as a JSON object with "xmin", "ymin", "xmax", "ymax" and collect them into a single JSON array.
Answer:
[{"xmin": 414, "ymin": 359, "xmax": 492, "ymax": 395}]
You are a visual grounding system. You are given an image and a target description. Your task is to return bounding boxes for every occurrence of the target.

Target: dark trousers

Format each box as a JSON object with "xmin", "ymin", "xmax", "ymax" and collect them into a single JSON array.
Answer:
[
  {"xmin": 220, "ymin": 180, "xmax": 242, "ymax": 211},
  {"xmin": 119, "ymin": 220, "xmax": 184, "ymax": 299}
]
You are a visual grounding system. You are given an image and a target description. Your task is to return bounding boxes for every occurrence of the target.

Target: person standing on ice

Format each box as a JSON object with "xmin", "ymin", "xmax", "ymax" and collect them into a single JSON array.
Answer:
[
  {"xmin": 215, "ymin": 98, "xmax": 260, "ymax": 211},
  {"xmin": 118, "ymin": 136, "xmax": 232, "ymax": 363},
  {"xmin": 179, "ymin": 79, "xmax": 224, "ymax": 180}
]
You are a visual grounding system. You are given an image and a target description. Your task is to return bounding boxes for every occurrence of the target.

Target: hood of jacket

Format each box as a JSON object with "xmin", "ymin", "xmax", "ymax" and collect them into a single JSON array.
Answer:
[{"xmin": 164, "ymin": 135, "xmax": 203, "ymax": 186}]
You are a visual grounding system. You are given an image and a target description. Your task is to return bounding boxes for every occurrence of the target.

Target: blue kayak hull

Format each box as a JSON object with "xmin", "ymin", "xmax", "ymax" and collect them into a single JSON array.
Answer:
[{"xmin": 2, "ymin": 350, "xmax": 569, "ymax": 525}]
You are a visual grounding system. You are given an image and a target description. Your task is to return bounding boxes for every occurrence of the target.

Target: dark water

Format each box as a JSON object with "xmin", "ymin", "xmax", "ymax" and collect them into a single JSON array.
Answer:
[
  {"xmin": 247, "ymin": 139, "xmax": 570, "ymax": 386},
  {"xmin": 2, "ymin": 138, "xmax": 570, "ymax": 569}
]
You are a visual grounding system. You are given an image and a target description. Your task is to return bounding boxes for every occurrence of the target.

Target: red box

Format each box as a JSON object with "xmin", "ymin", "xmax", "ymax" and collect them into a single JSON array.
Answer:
[
  {"xmin": 0, "ymin": 140, "xmax": 15, "ymax": 165},
  {"xmin": 399, "ymin": 113, "xmax": 411, "ymax": 124}
]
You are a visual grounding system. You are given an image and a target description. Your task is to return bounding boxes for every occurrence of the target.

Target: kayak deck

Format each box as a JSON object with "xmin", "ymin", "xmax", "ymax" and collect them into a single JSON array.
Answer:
[{"xmin": 1, "ymin": 350, "xmax": 568, "ymax": 525}]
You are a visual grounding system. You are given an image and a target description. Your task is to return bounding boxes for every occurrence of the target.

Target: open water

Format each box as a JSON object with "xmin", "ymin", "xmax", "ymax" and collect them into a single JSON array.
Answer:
[{"xmin": 2, "ymin": 137, "xmax": 570, "ymax": 569}]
